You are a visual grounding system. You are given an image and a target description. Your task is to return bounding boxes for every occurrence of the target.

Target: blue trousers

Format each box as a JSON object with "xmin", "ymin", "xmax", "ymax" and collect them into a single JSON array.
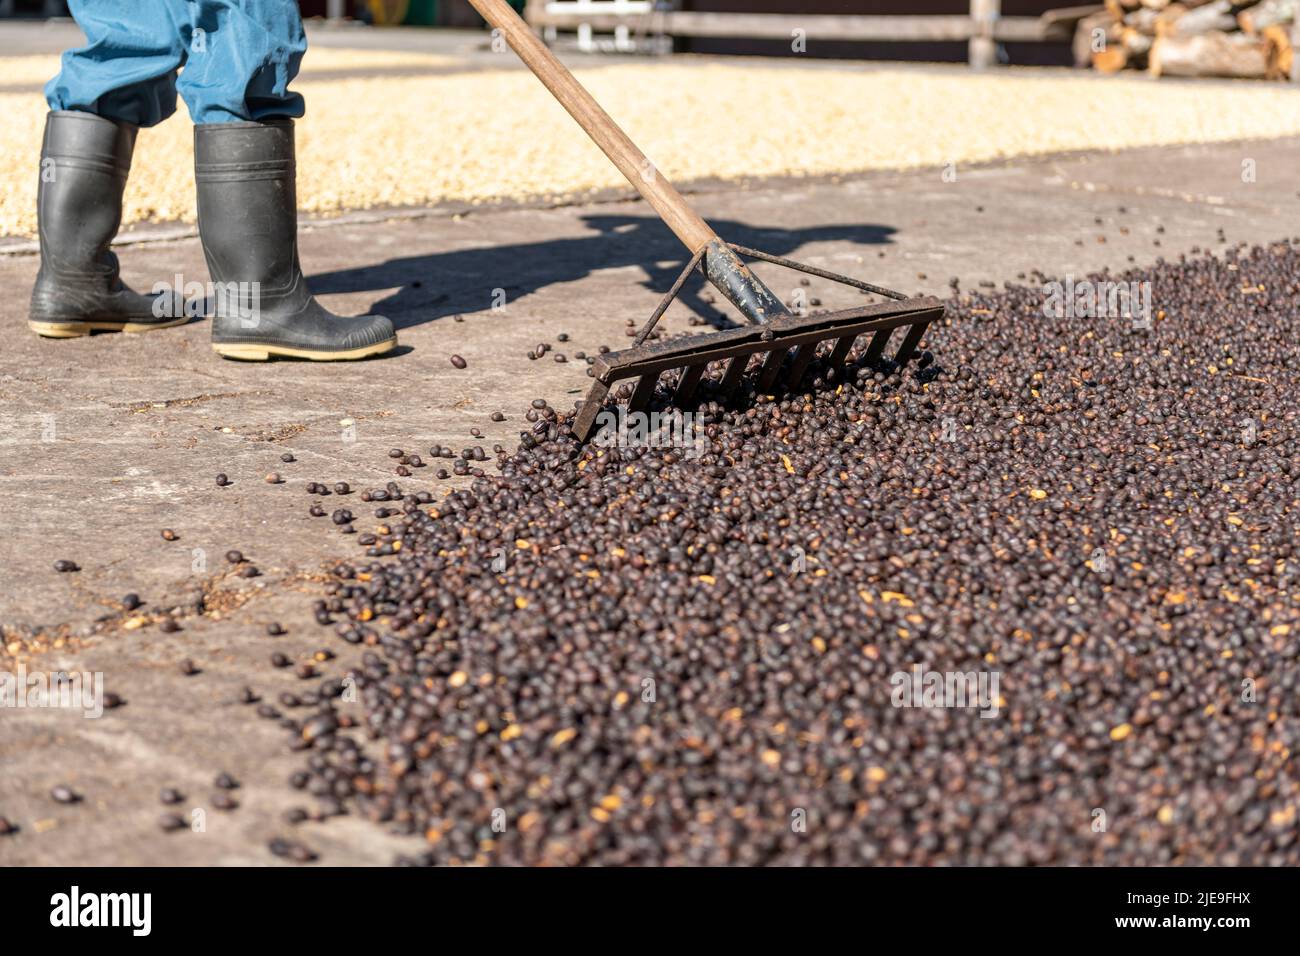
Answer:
[{"xmin": 45, "ymin": 0, "xmax": 306, "ymax": 126}]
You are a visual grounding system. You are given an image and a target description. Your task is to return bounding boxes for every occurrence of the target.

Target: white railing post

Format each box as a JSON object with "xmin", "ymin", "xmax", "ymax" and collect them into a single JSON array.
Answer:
[{"xmin": 969, "ymin": 0, "xmax": 1000, "ymax": 70}]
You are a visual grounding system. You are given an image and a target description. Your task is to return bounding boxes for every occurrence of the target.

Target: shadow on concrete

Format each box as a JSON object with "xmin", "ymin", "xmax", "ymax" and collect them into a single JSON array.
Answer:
[{"xmin": 308, "ymin": 214, "xmax": 897, "ymax": 332}]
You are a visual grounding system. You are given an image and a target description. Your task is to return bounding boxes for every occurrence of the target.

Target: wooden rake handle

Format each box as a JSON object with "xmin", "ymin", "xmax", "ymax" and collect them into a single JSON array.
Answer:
[{"xmin": 465, "ymin": 0, "xmax": 717, "ymax": 255}]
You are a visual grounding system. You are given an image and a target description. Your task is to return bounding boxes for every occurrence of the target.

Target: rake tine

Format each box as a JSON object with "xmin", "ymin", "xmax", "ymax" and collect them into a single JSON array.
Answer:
[
  {"xmin": 572, "ymin": 380, "xmax": 610, "ymax": 443},
  {"xmin": 783, "ymin": 341, "xmax": 820, "ymax": 390},
  {"xmin": 627, "ymin": 372, "xmax": 659, "ymax": 415},
  {"xmin": 716, "ymin": 353, "xmax": 750, "ymax": 397},
  {"xmin": 893, "ymin": 322, "xmax": 927, "ymax": 366},
  {"xmin": 755, "ymin": 348, "xmax": 788, "ymax": 393},
  {"xmin": 672, "ymin": 363, "xmax": 706, "ymax": 406},
  {"xmin": 863, "ymin": 327, "xmax": 894, "ymax": 366},
  {"xmin": 824, "ymin": 335, "xmax": 856, "ymax": 375}
]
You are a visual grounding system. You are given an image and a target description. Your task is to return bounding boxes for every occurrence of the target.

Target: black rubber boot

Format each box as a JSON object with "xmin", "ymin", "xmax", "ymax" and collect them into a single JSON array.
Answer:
[
  {"xmin": 194, "ymin": 119, "xmax": 396, "ymax": 361},
  {"xmin": 29, "ymin": 111, "xmax": 178, "ymax": 338}
]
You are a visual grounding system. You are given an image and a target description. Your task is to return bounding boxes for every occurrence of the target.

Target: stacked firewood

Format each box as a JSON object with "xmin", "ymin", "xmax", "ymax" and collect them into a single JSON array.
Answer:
[{"xmin": 1073, "ymin": 0, "xmax": 1296, "ymax": 78}]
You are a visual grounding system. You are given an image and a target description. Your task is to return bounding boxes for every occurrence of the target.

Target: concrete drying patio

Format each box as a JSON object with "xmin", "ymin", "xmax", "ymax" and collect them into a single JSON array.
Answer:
[{"xmin": 1, "ymin": 27, "xmax": 1298, "ymax": 862}]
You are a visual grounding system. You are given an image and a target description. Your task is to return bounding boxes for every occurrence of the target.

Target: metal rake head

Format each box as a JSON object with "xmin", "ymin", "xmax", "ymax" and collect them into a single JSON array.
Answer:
[{"xmin": 570, "ymin": 243, "xmax": 944, "ymax": 443}]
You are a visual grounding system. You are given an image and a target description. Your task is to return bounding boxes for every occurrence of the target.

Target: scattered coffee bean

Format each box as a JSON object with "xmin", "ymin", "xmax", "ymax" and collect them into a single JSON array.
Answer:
[{"xmin": 279, "ymin": 242, "xmax": 1300, "ymax": 866}]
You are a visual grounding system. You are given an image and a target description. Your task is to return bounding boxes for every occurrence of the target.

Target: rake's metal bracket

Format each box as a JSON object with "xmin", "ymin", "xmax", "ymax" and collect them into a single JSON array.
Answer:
[{"xmin": 572, "ymin": 244, "xmax": 944, "ymax": 443}]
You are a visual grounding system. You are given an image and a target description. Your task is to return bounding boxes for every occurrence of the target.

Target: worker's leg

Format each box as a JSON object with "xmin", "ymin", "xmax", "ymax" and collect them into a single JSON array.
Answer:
[
  {"xmin": 194, "ymin": 119, "xmax": 397, "ymax": 361},
  {"xmin": 44, "ymin": 0, "xmax": 188, "ymax": 127},
  {"xmin": 185, "ymin": 2, "xmax": 394, "ymax": 361},
  {"xmin": 177, "ymin": 0, "xmax": 306, "ymax": 123},
  {"xmin": 31, "ymin": 0, "xmax": 187, "ymax": 338}
]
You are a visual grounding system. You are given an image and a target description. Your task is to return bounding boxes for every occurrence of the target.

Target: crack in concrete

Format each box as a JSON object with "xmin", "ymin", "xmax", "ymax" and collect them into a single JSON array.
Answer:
[
  {"xmin": 1, "ymin": 566, "xmax": 335, "ymax": 655},
  {"xmin": 111, "ymin": 392, "xmax": 247, "ymax": 412}
]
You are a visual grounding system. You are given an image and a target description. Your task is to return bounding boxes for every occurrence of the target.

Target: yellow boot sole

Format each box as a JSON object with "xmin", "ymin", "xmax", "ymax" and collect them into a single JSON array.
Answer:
[
  {"xmin": 29, "ymin": 316, "xmax": 188, "ymax": 338},
  {"xmin": 212, "ymin": 337, "xmax": 398, "ymax": 362}
]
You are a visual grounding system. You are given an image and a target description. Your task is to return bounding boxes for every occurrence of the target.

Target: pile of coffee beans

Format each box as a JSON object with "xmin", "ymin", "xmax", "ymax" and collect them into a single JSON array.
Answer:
[{"xmin": 281, "ymin": 241, "xmax": 1300, "ymax": 865}]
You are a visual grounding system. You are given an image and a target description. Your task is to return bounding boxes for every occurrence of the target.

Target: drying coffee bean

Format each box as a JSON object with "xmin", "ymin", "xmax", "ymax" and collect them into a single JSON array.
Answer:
[
  {"xmin": 267, "ymin": 622, "xmax": 285, "ymax": 636},
  {"xmin": 178, "ymin": 659, "xmax": 199, "ymax": 676},
  {"xmin": 158, "ymin": 813, "xmax": 187, "ymax": 832},
  {"xmin": 280, "ymin": 452, "xmax": 295, "ymax": 463},
  {"xmin": 121, "ymin": 593, "xmax": 142, "ymax": 611},
  {"xmin": 161, "ymin": 529, "xmax": 178, "ymax": 541},
  {"xmin": 450, "ymin": 355, "xmax": 467, "ymax": 369},
  {"xmin": 272, "ymin": 241, "xmax": 1300, "ymax": 867},
  {"xmin": 53, "ymin": 560, "xmax": 78, "ymax": 573},
  {"xmin": 265, "ymin": 472, "xmax": 282, "ymax": 484},
  {"xmin": 215, "ymin": 474, "xmax": 229, "ymax": 487},
  {"xmin": 268, "ymin": 837, "xmax": 317, "ymax": 863},
  {"xmin": 214, "ymin": 773, "xmax": 239, "ymax": 790},
  {"xmin": 159, "ymin": 618, "xmax": 181, "ymax": 633},
  {"xmin": 333, "ymin": 482, "xmax": 350, "ymax": 495},
  {"xmin": 270, "ymin": 653, "xmax": 291, "ymax": 668},
  {"xmin": 50, "ymin": 786, "xmax": 80, "ymax": 804},
  {"xmin": 211, "ymin": 792, "xmax": 238, "ymax": 811},
  {"xmin": 225, "ymin": 550, "xmax": 245, "ymax": 564},
  {"xmin": 159, "ymin": 788, "xmax": 184, "ymax": 805}
]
